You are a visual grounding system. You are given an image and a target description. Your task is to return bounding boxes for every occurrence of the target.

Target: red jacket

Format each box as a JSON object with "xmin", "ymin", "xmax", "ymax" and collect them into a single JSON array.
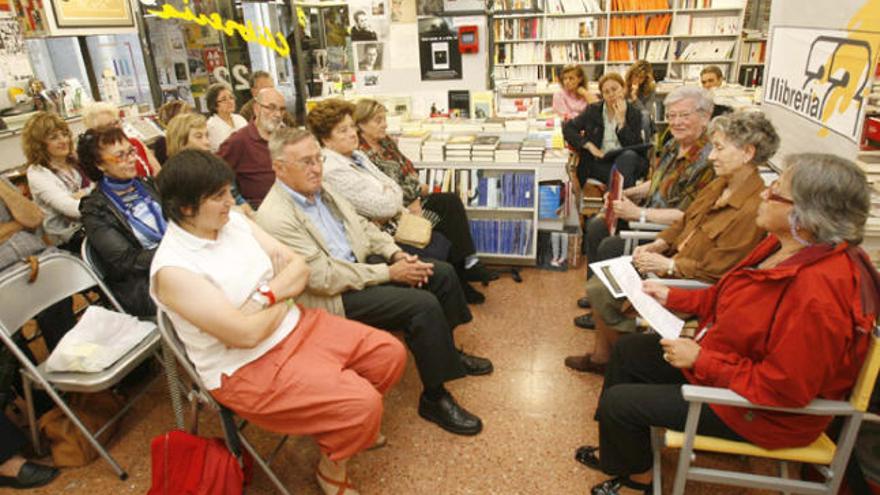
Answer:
[{"xmin": 666, "ymin": 235, "xmax": 876, "ymax": 449}]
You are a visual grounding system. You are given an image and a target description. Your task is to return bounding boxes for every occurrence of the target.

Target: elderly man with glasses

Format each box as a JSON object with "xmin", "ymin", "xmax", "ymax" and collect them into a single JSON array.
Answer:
[
  {"xmin": 256, "ymin": 128, "xmax": 493, "ymax": 437},
  {"xmin": 218, "ymin": 88, "xmax": 288, "ymax": 208}
]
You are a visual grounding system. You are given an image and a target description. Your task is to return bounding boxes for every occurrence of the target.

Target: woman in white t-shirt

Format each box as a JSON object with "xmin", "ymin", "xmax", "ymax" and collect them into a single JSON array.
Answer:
[
  {"xmin": 150, "ymin": 150, "xmax": 406, "ymax": 495},
  {"xmin": 205, "ymin": 83, "xmax": 248, "ymax": 152}
]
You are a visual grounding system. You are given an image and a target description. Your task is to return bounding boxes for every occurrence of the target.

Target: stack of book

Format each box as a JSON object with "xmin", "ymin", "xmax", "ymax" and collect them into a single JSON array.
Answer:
[
  {"xmin": 397, "ymin": 130, "xmax": 430, "ymax": 161},
  {"xmin": 472, "ymin": 135, "xmax": 500, "ymax": 162},
  {"xmin": 519, "ymin": 138, "xmax": 546, "ymax": 162},
  {"xmin": 445, "ymin": 135, "xmax": 475, "ymax": 162},
  {"xmin": 495, "ymin": 140, "xmax": 522, "ymax": 162},
  {"xmin": 482, "ymin": 118, "xmax": 506, "ymax": 132},
  {"xmin": 422, "ymin": 135, "xmax": 447, "ymax": 162}
]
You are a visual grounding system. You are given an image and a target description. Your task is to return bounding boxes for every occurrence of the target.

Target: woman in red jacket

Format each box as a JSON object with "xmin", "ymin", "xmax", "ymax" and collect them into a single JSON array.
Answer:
[{"xmin": 578, "ymin": 153, "xmax": 880, "ymax": 495}]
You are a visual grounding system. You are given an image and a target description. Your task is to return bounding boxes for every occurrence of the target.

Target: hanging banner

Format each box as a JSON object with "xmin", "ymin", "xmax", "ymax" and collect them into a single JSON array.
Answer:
[
  {"xmin": 761, "ymin": 0, "xmax": 880, "ymax": 162},
  {"xmin": 764, "ymin": 26, "xmax": 880, "ymax": 143}
]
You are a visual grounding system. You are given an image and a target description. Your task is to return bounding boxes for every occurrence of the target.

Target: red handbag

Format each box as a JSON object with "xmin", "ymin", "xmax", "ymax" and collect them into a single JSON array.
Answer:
[{"xmin": 148, "ymin": 429, "xmax": 253, "ymax": 495}]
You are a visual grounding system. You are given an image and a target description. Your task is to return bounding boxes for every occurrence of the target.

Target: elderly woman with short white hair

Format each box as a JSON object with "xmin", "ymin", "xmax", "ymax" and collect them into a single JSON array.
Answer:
[{"xmin": 82, "ymin": 101, "xmax": 161, "ymax": 177}]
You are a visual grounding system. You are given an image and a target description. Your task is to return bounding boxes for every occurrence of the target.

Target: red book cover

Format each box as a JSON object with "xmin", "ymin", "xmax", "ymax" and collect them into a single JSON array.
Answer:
[{"xmin": 604, "ymin": 169, "xmax": 624, "ymax": 236}]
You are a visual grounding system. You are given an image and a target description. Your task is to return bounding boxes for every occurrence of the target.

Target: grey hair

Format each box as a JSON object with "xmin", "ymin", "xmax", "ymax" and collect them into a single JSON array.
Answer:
[
  {"xmin": 707, "ymin": 110, "xmax": 780, "ymax": 164},
  {"xmin": 664, "ymin": 86, "xmax": 714, "ymax": 116},
  {"xmin": 786, "ymin": 153, "xmax": 870, "ymax": 245},
  {"xmin": 269, "ymin": 127, "xmax": 315, "ymax": 161},
  {"xmin": 82, "ymin": 101, "xmax": 119, "ymax": 129}
]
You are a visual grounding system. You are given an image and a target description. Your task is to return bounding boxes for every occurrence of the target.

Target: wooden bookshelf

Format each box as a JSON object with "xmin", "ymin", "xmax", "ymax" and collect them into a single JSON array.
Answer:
[{"xmin": 489, "ymin": 0, "xmax": 748, "ymax": 86}]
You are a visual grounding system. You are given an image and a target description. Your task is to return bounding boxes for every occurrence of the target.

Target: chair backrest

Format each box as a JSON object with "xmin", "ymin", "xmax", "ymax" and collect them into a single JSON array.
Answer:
[
  {"xmin": 80, "ymin": 237, "xmax": 104, "ymax": 280},
  {"xmin": 0, "ymin": 251, "xmax": 123, "ymax": 336},
  {"xmin": 850, "ymin": 327, "xmax": 880, "ymax": 411}
]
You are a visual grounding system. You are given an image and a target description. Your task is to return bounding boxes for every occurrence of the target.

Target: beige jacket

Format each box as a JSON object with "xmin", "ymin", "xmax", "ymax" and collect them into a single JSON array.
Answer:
[{"xmin": 255, "ymin": 182, "xmax": 401, "ymax": 316}]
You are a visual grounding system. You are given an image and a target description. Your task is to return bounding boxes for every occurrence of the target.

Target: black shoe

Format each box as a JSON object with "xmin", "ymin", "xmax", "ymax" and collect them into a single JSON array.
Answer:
[
  {"xmin": 462, "ymin": 282, "xmax": 485, "ymax": 304},
  {"xmin": 458, "ymin": 349, "xmax": 493, "ymax": 376},
  {"xmin": 574, "ymin": 445, "xmax": 602, "ymax": 471},
  {"xmin": 574, "ymin": 313, "xmax": 595, "ymax": 329},
  {"xmin": 465, "ymin": 263, "xmax": 499, "ymax": 285},
  {"xmin": 577, "ymin": 296, "xmax": 591, "ymax": 309},
  {"xmin": 0, "ymin": 461, "xmax": 60, "ymax": 489},
  {"xmin": 418, "ymin": 392, "xmax": 483, "ymax": 435},
  {"xmin": 591, "ymin": 476, "xmax": 652, "ymax": 495}
]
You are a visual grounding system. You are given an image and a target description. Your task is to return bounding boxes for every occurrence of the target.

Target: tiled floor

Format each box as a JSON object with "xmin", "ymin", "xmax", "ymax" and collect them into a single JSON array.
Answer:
[{"xmin": 12, "ymin": 267, "xmax": 778, "ymax": 494}]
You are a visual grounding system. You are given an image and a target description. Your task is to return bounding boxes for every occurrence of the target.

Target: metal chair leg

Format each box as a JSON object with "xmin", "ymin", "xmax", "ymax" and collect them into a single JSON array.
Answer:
[
  {"xmin": 161, "ymin": 341, "xmax": 186, "ymax": 430},
  {"xmin": 672, "ymin": 401, "xmax": 703, "ymax": 495},
  {"xmin": 21, "ymin": 372, "xmax": 41, "ymax": 455},
  {"xmin": 651, "ymin": 426, "xmax": 663, "ymax": 495}
]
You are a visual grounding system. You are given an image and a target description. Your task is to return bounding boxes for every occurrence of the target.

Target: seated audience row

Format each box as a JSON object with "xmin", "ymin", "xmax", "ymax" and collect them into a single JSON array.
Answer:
[{"xmin": 579, "ymin": 153, "xmax": 878, "ymax": 494}]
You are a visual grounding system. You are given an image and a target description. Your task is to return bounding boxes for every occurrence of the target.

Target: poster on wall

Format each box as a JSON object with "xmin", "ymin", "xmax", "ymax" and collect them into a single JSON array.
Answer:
[
  {"xmin": 12, "ymin": 0, "xmax": 47, "ymax": 35},
  {"xmin": 763, "ymin": 26, "xmax": 880, "ymax": 143},
  {"xmin": 0, "ymin": 0, "xmax": 12, "ymax": 16},
  {"xmin": 391, "ymin": 0, "xmax": 416, "ymax": 22},
  {"xmin": 418, "ymin": 17, "xmax": 461, "ymax": 80},
  {"xmin": 356, "ymin": 42, "xmax": 383, "ymax": 71},
  {"xmin": 0, "ymin": 17, "xmax": 32, "ymax": 107},
  {"xmin": 49, "ymin": 0, "xmax": 133, "ymax": 28},
  {"xmin": 348, "ymin": 0, "xmax": 389, "ymax": 42}
]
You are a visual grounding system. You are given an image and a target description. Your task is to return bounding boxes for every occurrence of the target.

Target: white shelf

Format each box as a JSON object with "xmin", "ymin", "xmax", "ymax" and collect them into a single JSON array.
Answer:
[
  {"xmin": 676, "ymin": 7, "xmax": 743, "ymax": 13},
  {"xmin": 670, "ymin": 59, "xmax": 736, "ymax": 64},
  {"xmin": 739, "ymin": 62, "xmax": 765, "ymax": 67},
  {"xmin": 672, "ymin": 34, "xmax": 739, "ymax": 39},
  {"xmin": 609, "ymin": 9, "xmax": 674, "ymax": 14},
  {"xmin": 544, "ymin": 11, "xmax": 607, "ymax": 17},
  {"xmin": 607, "ymin": 35, "xmax": 672, "ymax": 40},
  {"xmin": 495, "ymin": 39, "xmax": 545, "ymax": 43},
  {"xmin": 466, "ymin": 206, "xmax": 534, "ymax": 212}
]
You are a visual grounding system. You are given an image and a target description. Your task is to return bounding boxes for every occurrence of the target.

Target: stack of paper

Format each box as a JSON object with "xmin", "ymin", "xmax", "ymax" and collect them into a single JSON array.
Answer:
[
  {"xmin": 422, "ymin": 134, "xmax": 447, "ymax": 162},
  {"xmin": 519, "ymin": 138, "xmax": 546, "ymax": 163},
  {"xmin": 445, "ymin": 134, "xmax": 475, "ymax": 162},
  {"xmin": 472, "ymin": 135, "xmax": 501, "ymax": 162},
  {"xmin": 397, "ymin": 130, "xmax": 430, "ymax": 162},
  {"xmin": 495, "ymin": 140, "xmax": 522, "ymax": 163}
]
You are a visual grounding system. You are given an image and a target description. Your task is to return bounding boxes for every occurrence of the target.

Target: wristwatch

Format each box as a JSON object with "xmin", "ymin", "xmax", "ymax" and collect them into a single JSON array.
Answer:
[{"xmin": 251, "ymin": 283, "xmax": 276, "ymax": 308}]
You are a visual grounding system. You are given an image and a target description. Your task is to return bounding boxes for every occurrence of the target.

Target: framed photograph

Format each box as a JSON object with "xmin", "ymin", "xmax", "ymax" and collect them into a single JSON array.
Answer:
[{"xmin": 49, "ymin": 0, "xmax": 133, "ymax": 28}]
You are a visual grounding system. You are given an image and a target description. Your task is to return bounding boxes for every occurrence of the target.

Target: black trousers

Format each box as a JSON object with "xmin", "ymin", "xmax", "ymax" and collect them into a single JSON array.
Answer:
[
  {"xmin": 423, "ymin": 193, "xmax": 476, "ymax": 266},
  {"xmin": 0, "ymin": 413, "xmax": 25, "ymax": 464},
  {"xmin": 585, "ymin": 215, "xmax": 627, "ymax": 278},
  {"xmin": 341, "ymin": 259, "xmax": 470, "ymax": 389},
  {"xmin": 577, "ymin": 150, "xmax": 647, "ymax": 189},
  {"xmin": 595, "ymin": 333, "xmax": 744, "ymax": 476}
]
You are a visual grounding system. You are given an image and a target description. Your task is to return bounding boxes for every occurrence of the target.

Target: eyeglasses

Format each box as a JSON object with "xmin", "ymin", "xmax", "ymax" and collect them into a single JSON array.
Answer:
[
  {"xmin": 664, "ymin": 110, "xmax": 696, "ymax": 121},
  {"xmin": 103, "ymin": 147, "xmax": 137, "ymax": 164},
  {"xmin": 258, "ymin": 102, "xmax": 285, "ymax": 114},
  {"xmin": 764, "ymin": 179, "xmax": 794, "ymax": 205},
  {"xmin": 282, "ymin": 155, "xmax": 323, "ymax": 169}
]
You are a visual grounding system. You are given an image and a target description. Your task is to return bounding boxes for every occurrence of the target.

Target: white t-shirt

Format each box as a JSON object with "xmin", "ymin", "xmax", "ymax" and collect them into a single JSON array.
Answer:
[
  {"xmin": 207, "ymin": 113, "xmax": 248, "ymax": 152},
  {"xmin": 150, "ymin": 211, "xmax": 300, "ymax": 389}
]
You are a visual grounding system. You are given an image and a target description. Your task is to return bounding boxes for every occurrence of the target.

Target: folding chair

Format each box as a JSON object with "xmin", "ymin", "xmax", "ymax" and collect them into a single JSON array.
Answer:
[
  {"xmin": 0, "ymin": 251, "xmax": 164, "ymax": 479},
  {"xmin": 651, "ymin": 326, "xmax": 880, "ymax": 495},
  {"xmin": 620, "ymin": 221, "xmax": 667, "ymax": 255},
  {"xmin": 80, "ymin": 237, "xmax": 186, "ymax": 430},
  {"xmin": 157, "ymin": 310, "xmax": 292, "ymax": 495}
]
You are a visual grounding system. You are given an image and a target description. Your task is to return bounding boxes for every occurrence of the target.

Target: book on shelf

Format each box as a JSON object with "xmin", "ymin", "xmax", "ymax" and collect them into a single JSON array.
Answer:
[
  {"xmin": 494, "ymin": 0, "xmax": 542, "ymax": 11},
  {"xmin": 678, "ymin": 0, "xmax": 745, "ymax": 8},
  {"xmin": 470, "ymin": 219, "xmax": 534, "ymax": 256},
  {"xmin": 740, "ymin": 39, "xmax": 767, "ymax": 64},
  {"xmin": 546, "ymin": 0, "xmax": 604, "ymax": 13},
  {"xmin": 611, "ymin": 0, "xmax": 669, "ymax": 11},
  {"xmin": 608, "ymin": 39, "xmax": 669, "ymax": 61},
  {"xmin": 672, "ymin": 14, "xmax": 738, "ymax": 35},
  {"xmin": 546, "ymin": 41, "xmax": 603, "ymax": 63},
  {"xmin": 544, "ymin": 17, "xmax": 606, "ymax": 38},
  {"xmin": 608, "ymin": 13, "xmax": 671, "ymax": 36},
  {"xmin": 448, "ymin": 90, "xmax": 471, "ymax": 118},
  {"xmin": 673, "ymin": 40, "xmax": 735, "ymax": 61},
  {"xmin": 494, "ymin": 18, "xmax": 542, "ymax": 41}
]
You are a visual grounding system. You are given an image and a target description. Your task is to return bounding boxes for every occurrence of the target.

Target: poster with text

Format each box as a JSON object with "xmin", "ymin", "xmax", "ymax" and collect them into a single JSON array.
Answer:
[{"xmin": 418, "ymin": 16, "xmax": 462, "ymax": 80}]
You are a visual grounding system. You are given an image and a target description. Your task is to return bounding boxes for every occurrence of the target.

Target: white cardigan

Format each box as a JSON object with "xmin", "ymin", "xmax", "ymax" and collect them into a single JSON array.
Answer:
[
  {"xmin": 321, "ymin": 148, "xmax": 404, "ymax": 220},
  {"xmin": 26, "ymin": 163, "xmax": 94, "ymax": 245},
  {"xmin": 207, "ymin": 113, "xmax": 248, "ymax": 152}
]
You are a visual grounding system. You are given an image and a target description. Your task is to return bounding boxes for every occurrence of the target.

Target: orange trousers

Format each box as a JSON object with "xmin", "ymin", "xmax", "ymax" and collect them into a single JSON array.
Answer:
[{"xmin": 212, "ymin": 307, "xmax": 407, "ymax": 461}]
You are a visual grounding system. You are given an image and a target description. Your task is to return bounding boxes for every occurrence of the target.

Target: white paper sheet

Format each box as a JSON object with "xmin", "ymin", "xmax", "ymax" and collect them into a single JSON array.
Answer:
[
  {"xmin": 589, "ymin": 256, "xmax": 632, "ymax": 299},
  {"xmin": 607, "ymin": 259, "xmax": 684, "ymax": 340}
]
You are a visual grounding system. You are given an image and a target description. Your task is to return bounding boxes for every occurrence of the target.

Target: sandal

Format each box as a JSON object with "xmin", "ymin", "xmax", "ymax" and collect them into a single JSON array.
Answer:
[
  {"xmin": 316, "ymin": 468, "xmax": 360, "ymax": 495},
  {"xmin": 591, "ymin": 476, "xmax": 652, "ymax": 495},
  {"xmin": 574, "ymin": 445, "xmax": 601, "ymax": 471}
]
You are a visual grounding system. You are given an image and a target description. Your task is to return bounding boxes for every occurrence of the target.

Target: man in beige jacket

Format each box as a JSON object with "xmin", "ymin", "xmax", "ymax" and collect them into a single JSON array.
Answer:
[{"xmin": 256, "ymin": 128, "xmax": 492, "ymax": 436}]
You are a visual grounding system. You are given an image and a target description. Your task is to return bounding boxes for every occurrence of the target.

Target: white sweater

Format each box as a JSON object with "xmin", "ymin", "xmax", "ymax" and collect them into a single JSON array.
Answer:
[
  {"xmin": 321, "ymin": 148, "xmax": 404, "ymax": 220},
  {"xmin": 27, "ymin": 164, "xmax": 93, "ymax": 245},
  {"xmin": 207, "ymin": 113, "xmax": 248, "ymax": 152}
]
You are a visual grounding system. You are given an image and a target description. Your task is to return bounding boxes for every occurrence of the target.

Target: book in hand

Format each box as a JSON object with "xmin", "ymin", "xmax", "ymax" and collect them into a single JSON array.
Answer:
[{"xmin": 604, "ymin": 167, "xmax": 624, "ymax": 236}]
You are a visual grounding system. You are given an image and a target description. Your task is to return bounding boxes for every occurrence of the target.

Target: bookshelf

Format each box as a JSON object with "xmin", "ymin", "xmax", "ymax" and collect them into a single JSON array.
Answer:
[
  {"xmin": 489, "ymin": 0, "xmax": 747, "ymax": 86},
  {"xmin": 415, "ymin": 162, "xmax": 540, "ymax": 265},
  {"xmin": 737, "ymin": 33, "xmax": 767, "ymax": 87}
]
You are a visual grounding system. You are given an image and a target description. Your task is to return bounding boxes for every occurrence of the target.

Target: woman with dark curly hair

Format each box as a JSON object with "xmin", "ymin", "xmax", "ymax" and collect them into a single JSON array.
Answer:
[
  {"xmin": 205, "ymin": 83, "xmax": 247, "ymax": 152},
  {"xmin": 77, "ymin": 126, "xmax": 165, "ymax": 317},
  {"xmin": 22, "ymin": 112, "xmax": 92, "ymax": 251}
]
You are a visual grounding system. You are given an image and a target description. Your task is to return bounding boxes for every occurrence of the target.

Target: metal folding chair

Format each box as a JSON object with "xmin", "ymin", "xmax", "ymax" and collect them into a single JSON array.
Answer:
[
  {"xmin": 157, "ymin": 310, "xmax": 292, "ymax": 495},
  {"xmin": 0, "ymin": 251, "xmax": 164, "ymax": 479},
  {"xmin": 80, "ymin": 237, "xmax": 186, "ymax": 430},
  {"xmin": 652, "ymin": 326, "xmax": 880, "ymax": 494}
]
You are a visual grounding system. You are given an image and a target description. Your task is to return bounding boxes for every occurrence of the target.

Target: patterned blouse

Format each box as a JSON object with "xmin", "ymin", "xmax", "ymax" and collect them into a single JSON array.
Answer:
[
  {"xmin": 645, "ymin": 133, "xmax": 714, "ymax": 211},
  {"xmin": 358, "ymin": 137, "xmax": 423, "ymax": 205}
]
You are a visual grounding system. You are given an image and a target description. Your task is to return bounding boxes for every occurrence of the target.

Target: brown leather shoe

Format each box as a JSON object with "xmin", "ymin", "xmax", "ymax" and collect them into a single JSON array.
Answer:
[{"xmin": 564, "ymin": 354, "xmax": 606, "ymax": 375}]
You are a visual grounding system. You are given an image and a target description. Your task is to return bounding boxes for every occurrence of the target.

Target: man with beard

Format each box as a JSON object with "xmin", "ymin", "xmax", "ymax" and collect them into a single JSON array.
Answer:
[{"xmin": 219, "ymin": 88, "xmax": 287, "ymax": 208}]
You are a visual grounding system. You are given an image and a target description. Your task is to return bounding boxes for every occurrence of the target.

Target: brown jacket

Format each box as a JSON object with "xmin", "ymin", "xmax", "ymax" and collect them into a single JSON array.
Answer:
[
  {"xmin": 657, "ymin": 168, "xmax": 766, "ymax": 282},
  {"xmin": 255, "ymin": 182, "xmax": 400, "ymax": 316}
]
